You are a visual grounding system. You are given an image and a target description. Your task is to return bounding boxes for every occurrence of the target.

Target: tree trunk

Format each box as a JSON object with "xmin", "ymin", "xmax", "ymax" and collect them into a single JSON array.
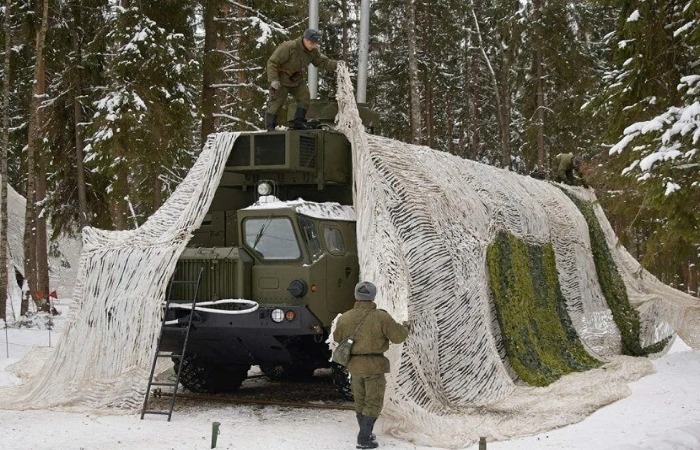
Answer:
[
  {"xmin": 424, "ymin": 0, "xmax": 434, "ymax": 148},
  {"xmin": 34, "ymin": 0, "xmax": 50, "ymax": 311},
  {"xmin": 340, "ymin": 0, "xmax": 348, "ymax": 61},
  {"xmin": 406, "ymin": 0, "xmax": 422, "ymax": 144},
  {"xmin": 235, "ymin": 2, "xmax": 247, "ymax": 109},
  {"xmin": 499, "ymin": 60, "xmax": 511, "ymax": 168},
  {"xmin": 469, "ymin": 0, "xmax": 509, "ymax": 166},
  {"xmin": 35, "ymin": 152, "xmax": 50, "ymax": 307},
  {"xmin": 534, "ymin": 0, "xmax": 546, "ymax": 169},
  {"xmin": 468, "ymin": 12, "xmax": 481, "ymax": 160},
  {"xmin": 71, "ymin": 1, "xmax": 88, "ymax": 229},
  {"xmin": 111, "ymin": 139, "xmax": 129, "ymax": 230},
  {"xmin": 152, "ymin": 176, "xmax": 162, "ymax": 213},
  {"xmin": 446, "ymin": 100, "xmax": 454, "ymax": 154},
  {"xmin": 24, "ymin": 0, "xmax": 50, "ymax": 313},
  {"xmin": 1, "ymin": 0, "xmax": 11, "ymax": 321},
  {"xmin": 200, "ymin": 0, "xmax": 223, "ymax": 144}
]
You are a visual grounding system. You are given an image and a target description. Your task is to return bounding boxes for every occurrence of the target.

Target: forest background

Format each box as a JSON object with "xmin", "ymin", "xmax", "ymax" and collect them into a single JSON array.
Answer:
[{"xmin": 0, "ymin": 0, "xmax": 697, "ymax": 319}]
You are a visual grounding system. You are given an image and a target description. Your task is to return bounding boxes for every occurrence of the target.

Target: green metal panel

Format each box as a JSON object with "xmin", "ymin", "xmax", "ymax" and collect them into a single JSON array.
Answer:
[{"xmin": 172, "ymin": 247, "xmax": 252, "ymax": 304}]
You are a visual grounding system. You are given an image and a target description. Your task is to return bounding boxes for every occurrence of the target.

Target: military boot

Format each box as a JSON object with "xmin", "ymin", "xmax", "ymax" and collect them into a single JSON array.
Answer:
[
  {"xmin": 356, "ymin": 413, "xmax": 376, "ymax": 443},
  {"xmin": 292, "ymin": 107, "xmax": 312, "ymax": 130},
  {"xmin": 356, "ymin": 415, "xmax": 378, "ymax": 449},
  {"xmin": 265, "ymin": 113, "xmax": 277, "ymax": 132}
]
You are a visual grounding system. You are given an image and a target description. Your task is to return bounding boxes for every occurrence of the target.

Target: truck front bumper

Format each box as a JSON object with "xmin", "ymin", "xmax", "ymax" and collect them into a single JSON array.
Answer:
[{"xmin": 160, "ymin": 305, "xmax": 328, "ymax": 365}]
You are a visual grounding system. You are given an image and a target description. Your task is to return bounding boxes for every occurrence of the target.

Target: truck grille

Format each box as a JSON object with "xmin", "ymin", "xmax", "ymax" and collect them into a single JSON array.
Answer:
[
  {"xmin": 299, "ymin": 136, "xmax": 316, "ymax": 168},
  {"xmin": 171, "ymin": 260, "xmax": 240, "ymax": 309},
  {"xmin": 228, "ymin": 135, "xmax": 251, "ymax": 166}
]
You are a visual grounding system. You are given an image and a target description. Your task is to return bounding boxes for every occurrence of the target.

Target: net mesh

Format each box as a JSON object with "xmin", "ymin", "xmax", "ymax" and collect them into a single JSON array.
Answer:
[
  {"xmin": 333, "ymin": 62, "xmax": 699, "ymax": 446},
  {"xmin": 0, "ymin": 133, "xmax": 237, "ymax": 411}
]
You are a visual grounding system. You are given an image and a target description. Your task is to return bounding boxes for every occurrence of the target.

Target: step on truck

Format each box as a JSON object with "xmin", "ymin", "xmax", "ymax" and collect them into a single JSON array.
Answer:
[{"xmin": 161, "ymin": 102, "xmax": 376, "ymax": 398}]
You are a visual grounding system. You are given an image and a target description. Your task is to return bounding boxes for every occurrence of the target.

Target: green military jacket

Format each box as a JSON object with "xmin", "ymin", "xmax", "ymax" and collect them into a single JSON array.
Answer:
[
  {"xmin": 333, "ymin": 301, "xmax": 409, "ymax": 376},
  {"xmin": 556, "ymin": 152, "xmax": 575, "ymax": 172},
  {"xmin": 267, "ymin": 37, "xmax": 338, "ymax": 87}
]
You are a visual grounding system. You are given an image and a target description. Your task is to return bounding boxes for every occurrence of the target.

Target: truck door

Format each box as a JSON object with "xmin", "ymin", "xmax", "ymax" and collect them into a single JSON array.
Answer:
[{"xmin": 320, "ymin": 222, "xmax": 358, "ymax": 316}]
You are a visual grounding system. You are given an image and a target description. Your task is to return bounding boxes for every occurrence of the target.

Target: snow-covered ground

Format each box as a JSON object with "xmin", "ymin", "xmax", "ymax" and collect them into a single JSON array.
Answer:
[{"xmin": 1, "ymin": 304, "xmax": 699, "ymax": 450}]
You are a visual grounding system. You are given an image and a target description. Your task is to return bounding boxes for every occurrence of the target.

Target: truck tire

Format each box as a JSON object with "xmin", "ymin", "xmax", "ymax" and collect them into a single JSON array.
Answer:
[
  {"xmin": 331, "ymin": 363, "xmax": 353, "ymax": 401},
  {"xmin": 260, "ymin": 363, "xmax": 316, "ymax": 381},
  {"xmin": 175, "ymin": 354, "xmax": 250, "ymax": 393}
]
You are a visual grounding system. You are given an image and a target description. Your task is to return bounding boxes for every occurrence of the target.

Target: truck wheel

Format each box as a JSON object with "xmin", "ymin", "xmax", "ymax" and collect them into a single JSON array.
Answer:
[
  {"xmin": 331, "ymin": 363, "xmax": 353, "ymax": 401},
  {"xmin": 260, "ymin": 363, "xmax": 316, "ymax": 381},
  {"xmin": 175, "ymin": 354, "xmax": 250, "ymax": 393}
]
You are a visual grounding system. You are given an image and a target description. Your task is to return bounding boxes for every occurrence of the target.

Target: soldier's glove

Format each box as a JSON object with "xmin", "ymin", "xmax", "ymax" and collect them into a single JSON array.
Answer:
[{"xmin": 271, "ymin": 80, "xmax": 281, "ymax": 90}]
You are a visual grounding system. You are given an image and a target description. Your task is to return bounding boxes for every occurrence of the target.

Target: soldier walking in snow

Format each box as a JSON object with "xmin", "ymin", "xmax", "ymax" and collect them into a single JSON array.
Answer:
[
  {"xmin": 333, "ymin": 282, "xmax": 409, "ymax": 449},
  {"xmin": 554, "ymin": 152, "xmax": 588, "ymax": 187},
  {"xmin": 265, "ymin": 28, "xmax": 338, "ymax": 131}
]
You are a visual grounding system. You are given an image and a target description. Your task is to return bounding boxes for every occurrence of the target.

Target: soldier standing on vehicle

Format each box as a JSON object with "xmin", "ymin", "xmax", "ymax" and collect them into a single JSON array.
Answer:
[
  {"xmin": 265, "ymin": 28, "xmax": 338, "ymax": 131},
  {"xmin": 554, "ymin": 152, "xmax": 588, "ymax": 187},
  {"xmin": 333, "ymin": 281, "xmax": 409, "ymax": 449}
]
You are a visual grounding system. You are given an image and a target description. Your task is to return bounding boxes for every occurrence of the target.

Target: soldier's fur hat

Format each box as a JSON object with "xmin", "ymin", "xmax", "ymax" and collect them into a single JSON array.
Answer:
[
  {"xmin": 355, "ymin": 281, "xmax": 376, "ymax": 301},
  {"xmin": 304, "ymin": 28, "xmax": 322, "ymax": 43}
]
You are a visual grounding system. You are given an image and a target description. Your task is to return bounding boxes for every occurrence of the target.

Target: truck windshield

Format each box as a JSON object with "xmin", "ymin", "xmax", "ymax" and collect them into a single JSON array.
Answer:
[{"xmin": 243, "ymin": 217, "xmax": 301, "ymax": 261}]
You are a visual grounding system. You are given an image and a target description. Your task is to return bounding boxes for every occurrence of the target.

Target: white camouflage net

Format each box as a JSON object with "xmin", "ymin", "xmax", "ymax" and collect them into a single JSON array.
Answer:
[
  {"xmin": 0, "ymin": 63, "xmax": 697, "ymax": 448},
  {"xmin": 0, "ymin": 133, "xmax": 237, "ymax": 412},
  {"xmin": 333, "ymin": 62, "xmax": 700, "ymax": 447}
]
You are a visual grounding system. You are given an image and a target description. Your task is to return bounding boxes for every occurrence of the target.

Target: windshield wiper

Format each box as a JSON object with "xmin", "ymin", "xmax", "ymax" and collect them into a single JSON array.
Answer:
[{"xmin": 252, "ymin": 216, "xmax": 273, "ymax": 250}]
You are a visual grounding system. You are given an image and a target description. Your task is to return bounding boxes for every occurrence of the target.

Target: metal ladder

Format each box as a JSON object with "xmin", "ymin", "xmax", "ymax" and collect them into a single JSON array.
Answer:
[{"xmin": 141, "ymin": 267, "xmax": 205, "ymax": 421}]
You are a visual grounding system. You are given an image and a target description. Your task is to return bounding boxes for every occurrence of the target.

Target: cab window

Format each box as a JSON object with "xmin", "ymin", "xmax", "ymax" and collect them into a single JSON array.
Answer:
[
  {"xmin": 323, "ymin": 227, "xmax": 346, "ymax": 255},
  {"xmin": 299, "ymin": 215, "xmax": 323, "ymax": 260},
  {"xmin": 243, "ymin": 217, "xmax": 301, "ymax": 261}
]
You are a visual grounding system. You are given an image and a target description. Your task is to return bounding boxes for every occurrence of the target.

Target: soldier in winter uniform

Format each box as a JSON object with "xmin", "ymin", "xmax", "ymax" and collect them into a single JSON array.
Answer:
[
  {"xmin": 554, "ymin": 152, "xmax": 588, "ymax": 187},
  {"xmin": 333, "ymin": 281, "xmax": 409, "ymax": 449},
  {"xmin": 265, "ymin": 28, "xmax": 338, "ymax": 131}
]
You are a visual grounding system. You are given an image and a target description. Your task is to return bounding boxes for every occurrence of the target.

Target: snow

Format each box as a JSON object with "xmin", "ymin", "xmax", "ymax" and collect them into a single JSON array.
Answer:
[
  {"xmin": 617, "ymin": 39, "xmax": 634, "ymax": 49},
  {"xmin": 251, "ymin": 16, "xmax": 273, "ymax": 47},
  {"xmin": 244, "ymin": 197, "xmax": 357, "ymax": 222},
  {"xmin": 1, "ymin": 324, "xmax": 699, "ymax": 450},
  {"xmin": 626, "ymin": 9, "xmax": 640, "ymax": 22},
  {"xmin": 609, "ymin": 133, "xmax": 637, "ymax": 155},
  {"xmin": 665, "ymin": 181, "xmax": 681, "ymax": 196},
  {"xmin": 674, "ymin": 20, "xmax": 695, "ymax": 37}
]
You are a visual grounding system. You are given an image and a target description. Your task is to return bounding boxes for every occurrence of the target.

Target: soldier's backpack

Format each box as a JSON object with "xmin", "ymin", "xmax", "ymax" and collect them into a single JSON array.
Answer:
[{"xmin": 332, "ymin": 310, "xmax": 373, "ymax": 367}]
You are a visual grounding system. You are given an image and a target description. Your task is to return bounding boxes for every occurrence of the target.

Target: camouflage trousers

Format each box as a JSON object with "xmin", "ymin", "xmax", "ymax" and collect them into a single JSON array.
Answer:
[
  {"xmin": 351, "ymin": 373, "xmax": 386, "ymax": 418},
  {"xmin": 265, "ymin": 83, "xmax": 310, "ymax": 115}
]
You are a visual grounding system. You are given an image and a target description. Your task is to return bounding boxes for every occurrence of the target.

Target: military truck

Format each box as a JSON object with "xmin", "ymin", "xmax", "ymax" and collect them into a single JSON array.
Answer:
[{"xmin": 161, "ymin": 102, "xmax": 376, "ymax": 398}]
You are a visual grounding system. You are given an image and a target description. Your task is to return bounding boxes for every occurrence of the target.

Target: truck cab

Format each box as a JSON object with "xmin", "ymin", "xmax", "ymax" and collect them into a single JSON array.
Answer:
[{"xmin": 161, "ymin": 103, "xmax": 371, "ymax": 393}]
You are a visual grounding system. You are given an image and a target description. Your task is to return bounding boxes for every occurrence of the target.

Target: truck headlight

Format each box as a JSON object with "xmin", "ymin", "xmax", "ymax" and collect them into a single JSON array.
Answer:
[
  {"xmin": 271, "ymin": 308, "xmax": 284, "ymax": 323},
  {"xmin": 257, "ymin": 182, "xmax": 272, "ymax": 196}
]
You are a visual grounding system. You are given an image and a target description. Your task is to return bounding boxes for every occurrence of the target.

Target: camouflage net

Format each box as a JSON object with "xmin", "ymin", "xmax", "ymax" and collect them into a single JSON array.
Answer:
[
  {"xmin": 0, "ymin": 133, "xmax": 238, "ymax": 411},
  {"xmin": 0, "ymin": 63, "xmax": 697, "ymax": 449},
  {"xmin": 333, "ymin": 62, "xmax": 700, "ymax": 447}
]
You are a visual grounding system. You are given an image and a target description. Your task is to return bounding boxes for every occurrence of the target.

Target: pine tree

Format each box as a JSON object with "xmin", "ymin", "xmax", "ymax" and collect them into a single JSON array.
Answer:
[
  {"xmin": 84, "ymin": 3, "xmax": 198, "ymax": 229},
  {"xmin": 591, "ymin": 0, "xmax": 699, "ymax": 292},
  {"xmin": 218, "ymin": 1, "xmax": 305, "ymax": 132}
]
